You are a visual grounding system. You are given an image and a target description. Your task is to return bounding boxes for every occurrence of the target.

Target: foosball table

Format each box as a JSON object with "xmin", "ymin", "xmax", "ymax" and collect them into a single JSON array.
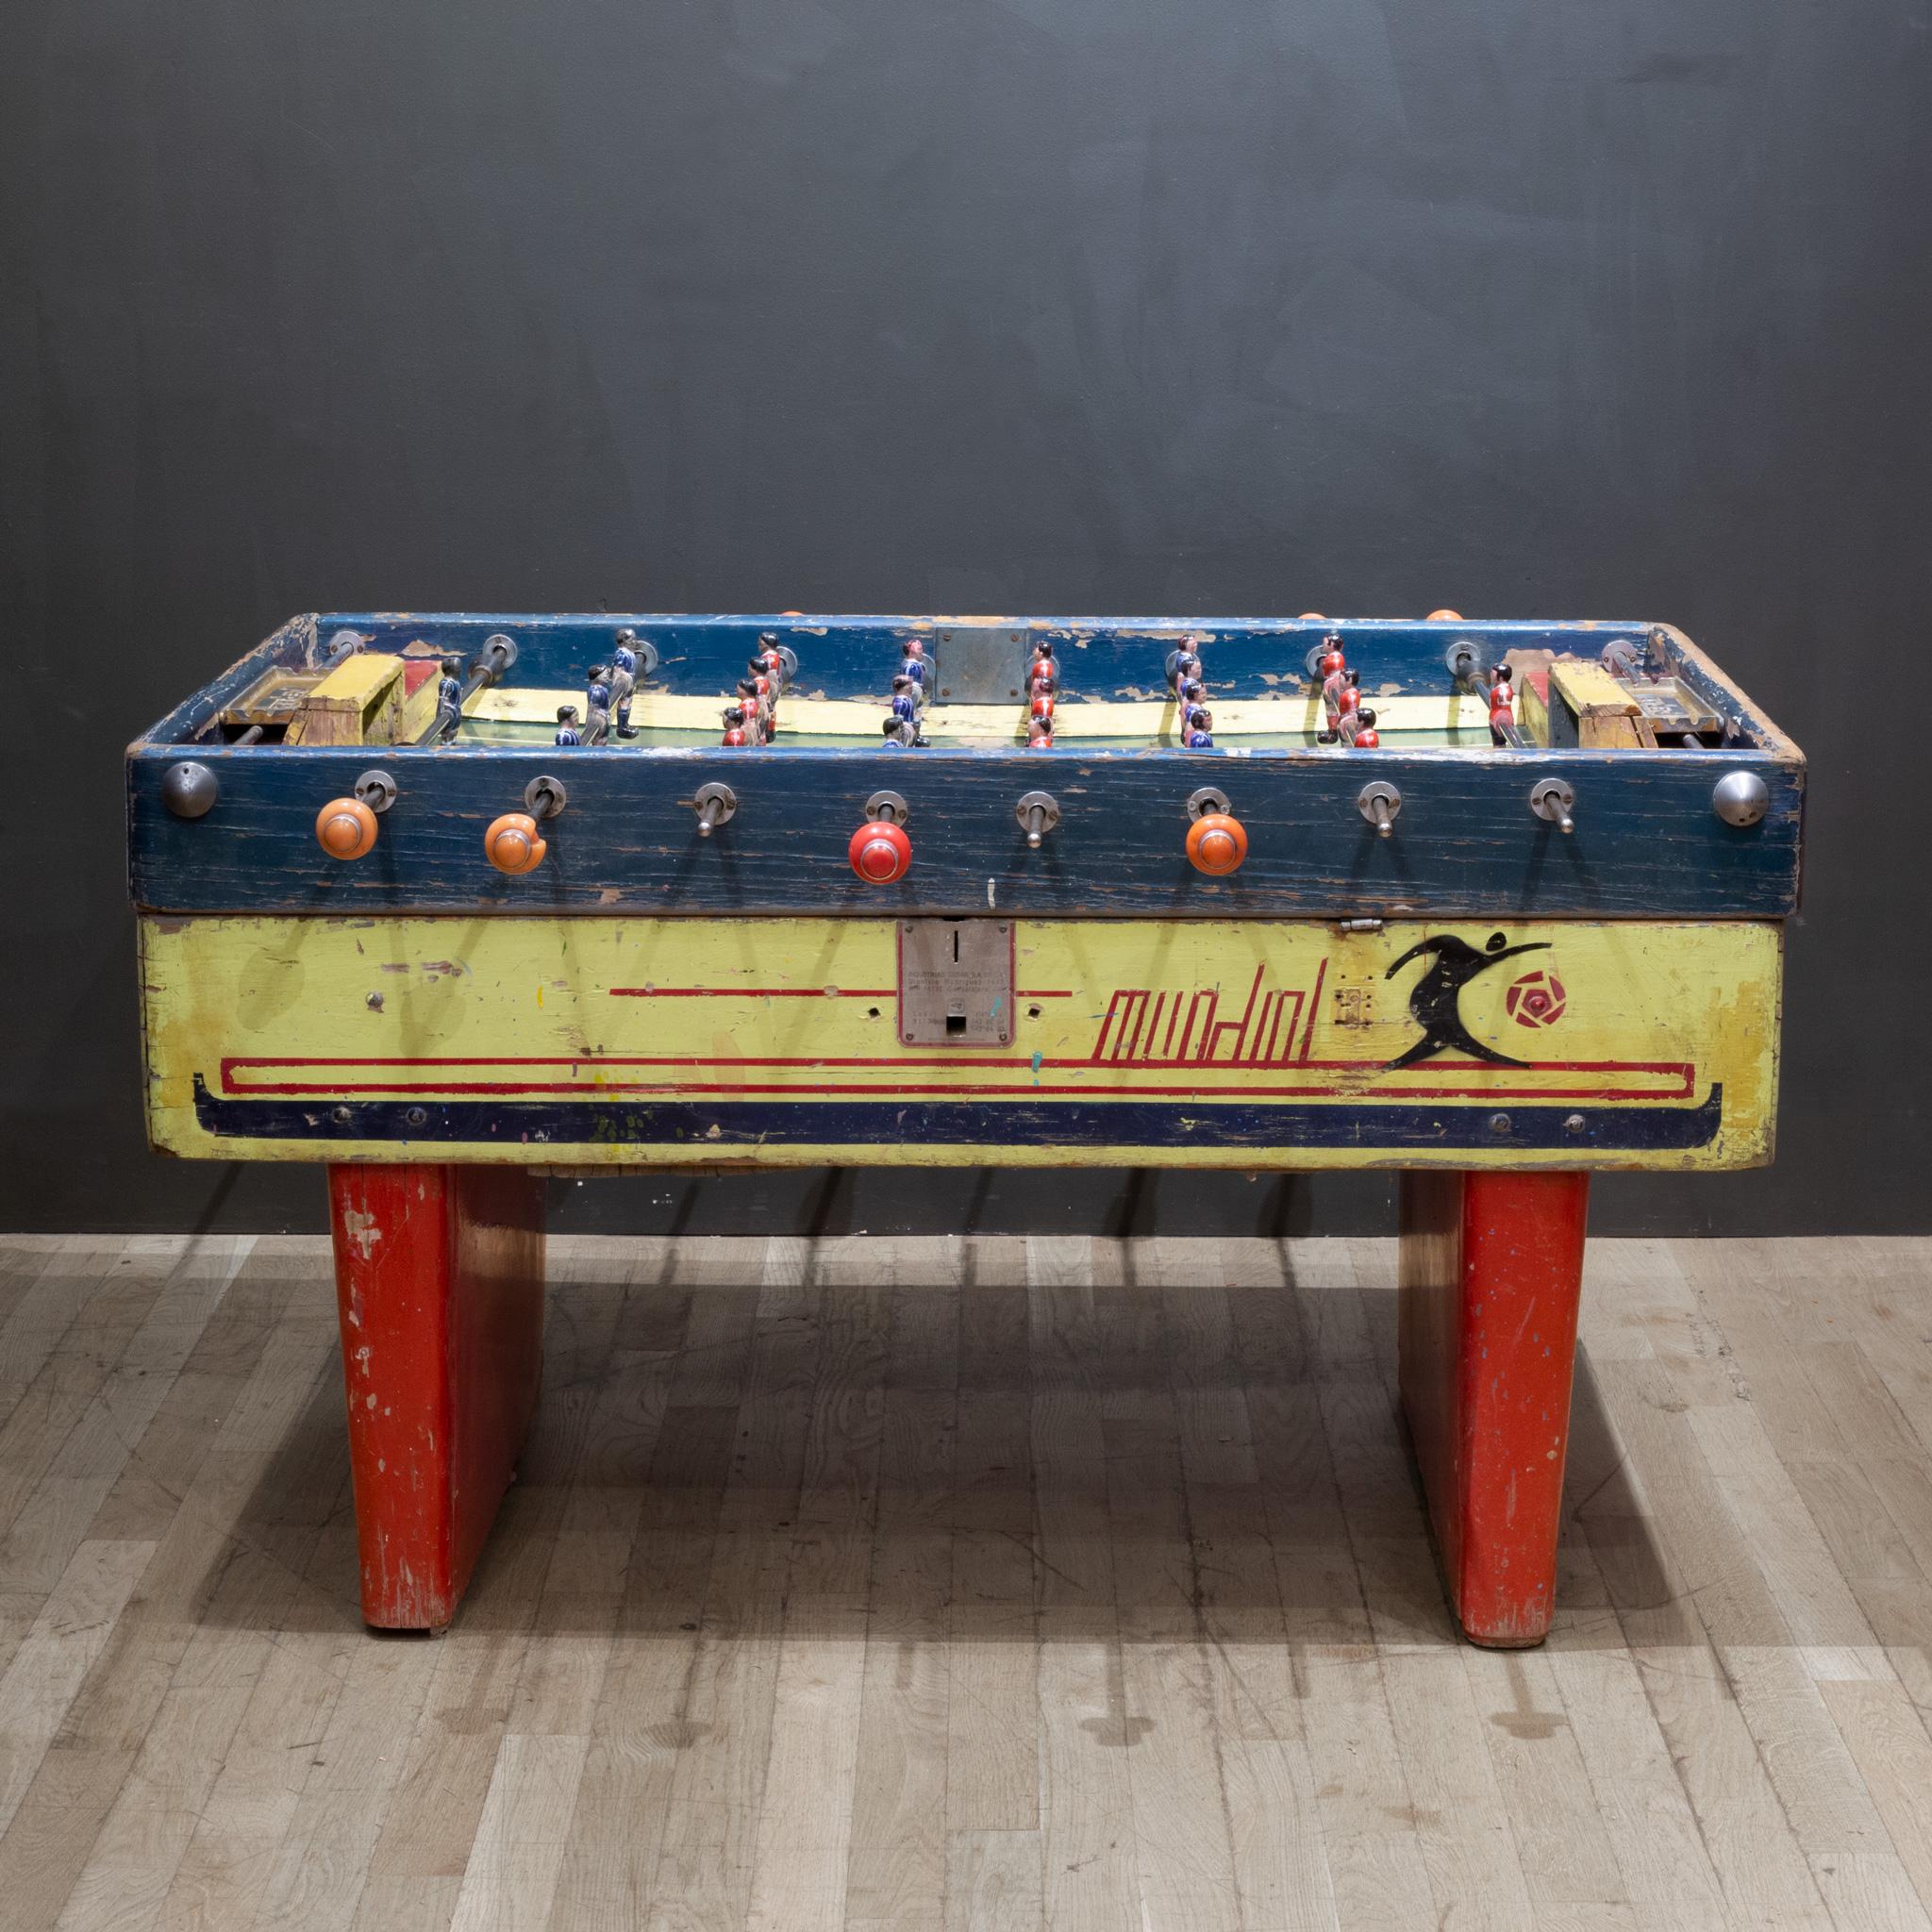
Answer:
[{"xmin": 127, "ymin": 610, "xmax": 1803, "ymax": 1643}]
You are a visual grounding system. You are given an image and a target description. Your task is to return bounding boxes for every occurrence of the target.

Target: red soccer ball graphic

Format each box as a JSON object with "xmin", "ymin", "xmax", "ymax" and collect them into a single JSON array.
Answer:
[{"xmin": 1505, "ymin": 969, "xmax": 1567, "ymax": 1028}]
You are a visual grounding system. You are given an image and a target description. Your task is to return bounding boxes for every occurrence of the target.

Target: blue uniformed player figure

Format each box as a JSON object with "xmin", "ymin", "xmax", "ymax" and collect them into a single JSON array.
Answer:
[
  {"xmin": 1185, "ymin": 707, "xmax": 1214, "ymax": 750},
  {"xmin": 555, "ymin": 704, "xmax": 582, "ymax": 747},
  {"xmin": 583, "ymin": 666, "xmax": 612, "ymax": 745},
  {"xmin": 435, "ymin": 657, "xmax": 464, "ymax": 741},
  {"xmin": 880, "ymin": 715, "xmax": 915, "ymax": 749},
  {"xmin": 890, "ymin": 675, "xmax": 919, "ymax": 727},
  {"xmin": 608, "ymin": 631, "xmax": 641, "ymax": 738},
  {"xmin": 899, "ymin": 639, "xmax": 928, "ymax": 691}
]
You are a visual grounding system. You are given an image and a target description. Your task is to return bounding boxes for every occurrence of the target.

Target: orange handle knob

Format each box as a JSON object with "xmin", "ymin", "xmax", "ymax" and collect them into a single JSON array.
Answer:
[
  {"xmin": 315, "ymin": 797, "xmax": 377, "ymax": 860},
  {"xmin": 1186, "ymin": 811, "xmax": 1248, "ymax": 876},
  {"xmin": 1427, "ymin": 608, "xmax": 1463, "ymax": 621},
  {"xmin": 485, "ymin": 811, "xmax": 548, "ymax": 874}
]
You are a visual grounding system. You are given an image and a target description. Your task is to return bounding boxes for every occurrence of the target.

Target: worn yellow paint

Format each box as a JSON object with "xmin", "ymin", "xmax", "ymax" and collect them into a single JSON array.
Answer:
[
  {"xmin": 466, "ymin": 687, "xmax": 1493, "ymax": 741},
  {"xmin": 139, "ymin": 915, "xmax": 1781, "ymax": 1172},
  {"xmin": 285, "ymin": 652, "xmax": 403, "ymax": 745}
]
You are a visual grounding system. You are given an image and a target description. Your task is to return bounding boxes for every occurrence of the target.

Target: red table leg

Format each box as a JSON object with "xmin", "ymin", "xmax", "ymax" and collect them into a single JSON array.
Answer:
[
  {"xmin": 1398, "ymin": 1170, "xmax": 1590, "ymax": 1647},
  {"xmin": 326, "ymin": 1163, "xmax": 546, "ymax": 1629}
]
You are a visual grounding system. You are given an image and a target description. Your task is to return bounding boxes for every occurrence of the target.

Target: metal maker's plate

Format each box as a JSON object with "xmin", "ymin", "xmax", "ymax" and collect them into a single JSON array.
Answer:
[
  {"xmin": 897, "ymin": 920, "xmax": 1014, "ymax": 1045},
  {"xmin": 932, "ymin": 625, "xmax": 1030, "ymax": 704}
]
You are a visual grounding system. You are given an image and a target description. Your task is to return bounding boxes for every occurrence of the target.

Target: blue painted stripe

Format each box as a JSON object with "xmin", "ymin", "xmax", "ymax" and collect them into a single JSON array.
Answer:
[
  {"xmin": 130, "ymin": 739, "xmax": 1804, "ymax": 917},
  {"xmin": 191, "ymin": 1075, "xmax": 1724, "ymax": 1155}
]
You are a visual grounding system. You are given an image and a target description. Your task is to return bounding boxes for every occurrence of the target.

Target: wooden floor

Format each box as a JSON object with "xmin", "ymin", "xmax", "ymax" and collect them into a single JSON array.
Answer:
[{"xmin": 0, "ymin": 1236, "xmax": 1928, "ymax": 1931}]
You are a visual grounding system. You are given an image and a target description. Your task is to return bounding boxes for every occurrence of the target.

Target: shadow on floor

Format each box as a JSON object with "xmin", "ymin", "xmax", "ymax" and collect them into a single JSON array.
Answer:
[{"xmin": 198, "ymin": 1256, "xmax": 1685, "ymax": 1654}]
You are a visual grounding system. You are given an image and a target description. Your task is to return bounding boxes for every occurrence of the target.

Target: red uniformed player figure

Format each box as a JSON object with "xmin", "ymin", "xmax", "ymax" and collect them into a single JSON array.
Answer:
[
  {"xmin": 1030, "ymin": 655, "xmax": 1058, "ymax": 696},
  {"xmin": 1317, "ymin": 634, "xmax": 1346, "ymax": 679},
  {"xmin": 755, "ymin": 633, "xmax": 787, "ymax": 685},
  {"xmin": 739, "ymin": 673, "xmax": 775, "ymax": 743},
  {"xmin": 1351, "ymin": 706, "xmax": 1380, "ymax": 749},
  {"xmin": 1031, "ymin": 692, "xmax": 1054, "ymax": 723},
  {"xmin": 1322, "ymin": 659, "xmax": 1355, "ymax": 742},
  {"xmin": 1027, "ymin": 717, "xmax": 1054, "ymax": 749},
  {"xmin": 1489, "ymin": 671, "xmax": 1515, "ymax": 746},
  {"xmin": 721, "ymin": 704, "xmax": 749, "ymax": 747}
]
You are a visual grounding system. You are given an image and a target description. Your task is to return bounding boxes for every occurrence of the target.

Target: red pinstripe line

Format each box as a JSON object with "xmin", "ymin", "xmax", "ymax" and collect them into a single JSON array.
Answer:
[
  {"xmin": 608, "ymin": 987, "xmax": 896, "ymax": 998},
  {"xmin": 220, "ymin": 1076, "xmax": 1697, "ymax": 1102},
  {"xmin": 220, "ymin": 1053, "xmax": 1690, "ymax": 1077}
]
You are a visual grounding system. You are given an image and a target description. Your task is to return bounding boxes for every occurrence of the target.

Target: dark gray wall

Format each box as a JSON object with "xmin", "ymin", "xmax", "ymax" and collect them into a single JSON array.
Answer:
[{"xmin": 4, "ymin": 0, "xmax": 1928, "ymax": 1237}]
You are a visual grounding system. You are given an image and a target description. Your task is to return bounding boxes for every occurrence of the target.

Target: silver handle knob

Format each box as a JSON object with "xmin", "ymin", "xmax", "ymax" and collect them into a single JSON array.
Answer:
[
  {"xmin": 1529, "ymin": 777, "xmax": 1575, "ymax": 834},
  {"xmin": 1356, "ymin": 781, "xmax": 1402, "ymax": 839}
]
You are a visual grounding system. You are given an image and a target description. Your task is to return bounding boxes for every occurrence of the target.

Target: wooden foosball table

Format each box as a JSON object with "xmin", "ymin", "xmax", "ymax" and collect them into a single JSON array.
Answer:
[{"xmin": 127, "ymin": 610, "xmax": 1803, "ymax": 1643}]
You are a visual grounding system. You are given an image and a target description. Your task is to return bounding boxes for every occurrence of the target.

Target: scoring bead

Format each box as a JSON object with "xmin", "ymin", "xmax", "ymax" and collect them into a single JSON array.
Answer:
[
  {"xmin": 484, "ymin": 811, "xmax": 548, "ymax": 874},
  {"xmin": 314, "ymin": 797, "xmax": 377, "ymax": 860},
  {"xmin": 848, "ymin": 819, "xmax": 912, "ymax": 884},
  {"xmin": 1185, "ymin": 812, "xmax": 1248, "ymax": 875}
]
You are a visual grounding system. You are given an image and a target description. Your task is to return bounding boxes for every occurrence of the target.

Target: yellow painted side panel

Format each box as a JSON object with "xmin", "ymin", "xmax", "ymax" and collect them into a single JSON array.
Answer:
[{"xmin": 139, "ymin": 916, "xmax": 1781, "ymax": 1172}]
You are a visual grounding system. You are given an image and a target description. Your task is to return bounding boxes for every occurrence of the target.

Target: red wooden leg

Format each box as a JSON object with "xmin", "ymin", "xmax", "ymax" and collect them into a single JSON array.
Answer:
[
  {"xmin": 326, "ymin": 1163, "xmax": 546, "ymax": 1629},
  {"xmin": 1398, "ymin": 1170, "xmax": 1590, "ymax": 1647}
]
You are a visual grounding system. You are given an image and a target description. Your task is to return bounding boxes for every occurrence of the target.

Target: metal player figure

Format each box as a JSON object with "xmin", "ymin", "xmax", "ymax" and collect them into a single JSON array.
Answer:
[
  {"xmin": 434, "ymin": 657, "xmax": 464, "ymax": 741},
  {"xmin": 891, "ymin": 676, "xmax": 919, "ymax": 727},
  {"xmin": 1185, "ymin": 708, "xmax": 1215, "ymax": 749},
  {"xmin": 1489, "ymin": 671, "xmax": 1516, "ymax": 747},
  {"xmin": 608, "ymin": 630, "xmax": 641, "ymax": 738},
  {"xmin": 755, "ymin": 633, "xmax": 788, "ymax": 686},
  {"xmin": 1027, "ymin": 717, "xmax": 1054, "ymax": 749},
  {"xmin": 1322, "ymin": 662, "xmax": 1356, "ymax": 743},
  {"xmin": 881, "ymin": 715, "xmax": 916, "ymax": 749},
  {"xmin": 554, "ymin": 704, "xmax": 582, "ymax": 747},
  {"xmin": 721, "ymin": 703, "xmax": 749, "ymax": 747},
  {"xmin": 1351, "ymin": 707, "xmax": 1380, "ymax": 749},
  {"xmin": 583, "ymin": 666, "xmax": 612, "ymax": 745},
  {"xmin": 900, "ymin": 639, "xmax": 928, "ymax": 690}
]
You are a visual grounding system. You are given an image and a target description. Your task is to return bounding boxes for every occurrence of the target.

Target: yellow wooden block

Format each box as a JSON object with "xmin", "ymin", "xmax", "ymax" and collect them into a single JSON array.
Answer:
[
  {"xmin": 1550, "ymin": 660, "xmax": 1646, "ymax": 748},
  {"xmin": 140, "ymin": 914, "xmax": 1780, "ymax": 1173},
  {"xmin": 285, "ymin": 653, "xmax": 408, "ymax": 746}
]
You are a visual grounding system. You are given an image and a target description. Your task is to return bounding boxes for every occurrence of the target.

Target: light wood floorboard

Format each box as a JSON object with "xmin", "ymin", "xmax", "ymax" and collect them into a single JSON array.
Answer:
[{"xmin": 0, "ymin": 1231, "xmax": 1924, "ymax": 1931}]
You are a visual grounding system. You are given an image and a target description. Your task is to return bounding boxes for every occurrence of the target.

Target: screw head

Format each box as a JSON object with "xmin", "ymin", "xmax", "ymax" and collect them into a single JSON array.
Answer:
[
  {"xmin": 160, "ymin": 761, "xmax": 219, "ymax": 820},
  {"xmin": 1711, "ymin": 770, "xmax": 1770, "ymax": 827}
]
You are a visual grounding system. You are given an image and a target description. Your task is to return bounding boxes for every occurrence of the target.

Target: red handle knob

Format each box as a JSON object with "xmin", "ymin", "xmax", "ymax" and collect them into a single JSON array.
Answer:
[
  {"xmin": 1186, "ymin": 812, "xmax": 1248, "ymax": 876},
  {"xmin": 848, "ymin": 819, "xmax": 911, "ymax": 884}
]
